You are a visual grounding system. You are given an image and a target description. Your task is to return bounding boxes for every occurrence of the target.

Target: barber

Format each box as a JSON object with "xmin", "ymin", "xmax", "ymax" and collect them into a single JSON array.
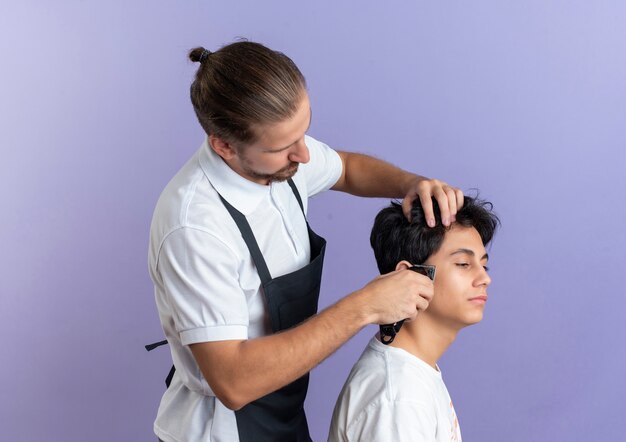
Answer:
[{"xmin": 148, "ymin": 41, "xmax": 464, "ymax": 442}]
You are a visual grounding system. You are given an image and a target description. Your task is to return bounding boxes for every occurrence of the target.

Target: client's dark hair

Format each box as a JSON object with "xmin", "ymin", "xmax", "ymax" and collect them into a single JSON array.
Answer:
[{"xmin": 370, "ymin": 196, "xmax": 500, "ymax": 274}]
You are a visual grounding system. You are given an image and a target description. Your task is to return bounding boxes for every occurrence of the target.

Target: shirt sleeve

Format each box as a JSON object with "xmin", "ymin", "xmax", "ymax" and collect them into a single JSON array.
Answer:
[
  {"xmin": 298, "ymin": 135, "xmax": 343, "ymax": 198},
  {"xmin": 345, "ymin": 399, "xmax": 437, "ymax": 442},
  {"xmin": 157, "ymin": 227, "xmax": 249, "ymax": 345}
]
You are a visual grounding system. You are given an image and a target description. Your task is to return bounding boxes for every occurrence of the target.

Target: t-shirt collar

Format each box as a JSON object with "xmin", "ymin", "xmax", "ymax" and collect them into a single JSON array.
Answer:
[
  {"xmin": 198, "ymin": 137, "xmax": 270, "ymax": 215},
  {"xmin": 371, "ymin": 335, "xmax": 443, "ymax": 378}
]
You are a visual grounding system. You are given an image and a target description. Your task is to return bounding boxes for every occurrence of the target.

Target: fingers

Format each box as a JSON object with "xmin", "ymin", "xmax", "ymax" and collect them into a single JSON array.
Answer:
[
  {"xmin": 398, "ymin": 276, "xmax": 433, "ymax": 321},
  {"xmin": 455, "ymin": 188, "xmax": 465, "ymax": 215},
  {"xmin": 361, "ymin": 268, "xmax": 435, "ymax": 324},
  {"xmin": 395, "ymin": 272, "xmax": 434, "ymax": 323},
  {"xmin": 415, "ymin": 296, "xmax": 430, "ymax": 314},
  {"xmin": 406, "ymin": 295, "xmax": 429, "ymax": 321},
  {"xmin": 410, "ymin": 178, "xmax": 465, "ymax": 227},
  {"xmin": 417, "ymin": 184, "xmax": 436, "ymax": 227},
  {"xmin": 415, "ymin": 276, "xmax": 434, "ymax": 303},
  {"xmin": 405, "ymin": 308, "xmax": 419, "ymax": 322},
  {"xmin": 402, "ymin": 194, "xmax": 417, "ymax": 223},
  {"xmin": 431, "ymin": 185, "xmax": 450, "ymax": 226},
  {"xmin": 445, "ymin": 187, "xmax": 458, "ymax": 223}
]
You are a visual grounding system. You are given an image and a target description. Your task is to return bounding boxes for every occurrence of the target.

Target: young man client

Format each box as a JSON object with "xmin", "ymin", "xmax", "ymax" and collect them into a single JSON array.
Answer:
[{"xmin": 329, "ymin": 196, "xmax": 499, "ymax": 441}]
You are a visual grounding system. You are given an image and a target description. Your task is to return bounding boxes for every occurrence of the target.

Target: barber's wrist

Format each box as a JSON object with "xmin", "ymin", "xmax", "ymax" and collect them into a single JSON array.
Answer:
[
  {"xmin": 342, "ymin": 288, "xmax": 378, "ymax": 327},
  {"xmin": 402, "ymin": 174, "xmax": 425, "ymax": 195}
]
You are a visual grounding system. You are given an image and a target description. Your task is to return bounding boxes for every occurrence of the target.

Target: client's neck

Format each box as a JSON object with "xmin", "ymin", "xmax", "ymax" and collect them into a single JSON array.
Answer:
[{"xmin": 389, "ymin": 314, "xmax": 459, "ymax": 370}]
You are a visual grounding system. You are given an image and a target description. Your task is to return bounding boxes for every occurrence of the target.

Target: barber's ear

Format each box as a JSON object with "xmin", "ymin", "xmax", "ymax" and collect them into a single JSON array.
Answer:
[
  {"xmin": 395, "ymin": 260, "xmax": 413, "ymax": 271},
  {"xmin": 209, "ymin": 134, "xmax": 237, "ymax": 160}
]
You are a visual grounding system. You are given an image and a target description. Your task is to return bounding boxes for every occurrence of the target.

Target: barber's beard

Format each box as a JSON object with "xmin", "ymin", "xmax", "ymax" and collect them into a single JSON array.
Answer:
[{"xmin": 242, "ymin": 161, "xmax": 299, "ymax": 183}]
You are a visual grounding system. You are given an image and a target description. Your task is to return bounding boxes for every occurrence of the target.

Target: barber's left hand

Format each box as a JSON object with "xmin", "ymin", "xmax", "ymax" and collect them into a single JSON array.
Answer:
[{"xmin": 402, "ymin": 177, "xmax": 464, "ymax": 227}]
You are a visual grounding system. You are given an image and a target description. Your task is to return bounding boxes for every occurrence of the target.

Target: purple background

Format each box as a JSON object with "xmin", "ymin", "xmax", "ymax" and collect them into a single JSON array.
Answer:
[{"xmin": 2, "ymin": 1, "xmax": 625, "ymax": 441}]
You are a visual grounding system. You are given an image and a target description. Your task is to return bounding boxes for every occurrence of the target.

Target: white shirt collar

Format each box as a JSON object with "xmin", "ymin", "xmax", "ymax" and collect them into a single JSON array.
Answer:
[
  {"xmin": 371, "ymin": 335, "xmax": 443, "ymax": 378},
  {"xmin": 198, "ymin": 138, "xmax": 270, "ymax": 215}
]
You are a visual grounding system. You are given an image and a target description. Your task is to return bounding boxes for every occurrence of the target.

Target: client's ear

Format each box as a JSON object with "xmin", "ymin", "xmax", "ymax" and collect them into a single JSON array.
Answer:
[{"xmin": 395, "ymin": 260, "xmax": 413, "ymax": 271}]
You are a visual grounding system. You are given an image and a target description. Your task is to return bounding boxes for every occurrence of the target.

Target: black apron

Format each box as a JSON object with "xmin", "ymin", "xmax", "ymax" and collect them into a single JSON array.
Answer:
[
  {"xmin": 147, "ymin": 179, "xmax": 324, "ymax": 441},
  {"xmin": 220, "ymin": 179, "xmax": 325, "ymax": 442}
]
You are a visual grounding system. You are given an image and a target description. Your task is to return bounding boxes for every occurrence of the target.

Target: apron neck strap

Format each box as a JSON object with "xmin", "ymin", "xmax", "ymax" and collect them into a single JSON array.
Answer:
[
  {"xmin": 218, "ymin": 179, "xmax": 307, "ymax": 285},
  {"xmin": 219, "ymin": 194, "xmax": 273, "ymax": 284},
  {"xmin": 287, "ymin": 179, "xmax": 305, "ymax": 214}
]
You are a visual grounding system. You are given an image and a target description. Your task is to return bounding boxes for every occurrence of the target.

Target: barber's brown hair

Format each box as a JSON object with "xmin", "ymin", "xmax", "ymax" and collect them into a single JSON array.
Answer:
[{"xmin": 188, "ymin": 41, "xmax": 306, "ymax": 145}]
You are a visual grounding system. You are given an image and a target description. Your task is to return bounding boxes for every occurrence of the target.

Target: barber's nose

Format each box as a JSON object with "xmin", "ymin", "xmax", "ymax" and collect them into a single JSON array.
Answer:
[{"xmin": 289, "ymin": 139, "xmax": 310, "ymax": 164}]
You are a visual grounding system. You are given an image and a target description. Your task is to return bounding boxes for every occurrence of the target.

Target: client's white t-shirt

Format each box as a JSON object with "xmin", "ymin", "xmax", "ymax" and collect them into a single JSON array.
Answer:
[{"xmin": 329, "ymin": 336, "xmax": 462, "ymax": 442}]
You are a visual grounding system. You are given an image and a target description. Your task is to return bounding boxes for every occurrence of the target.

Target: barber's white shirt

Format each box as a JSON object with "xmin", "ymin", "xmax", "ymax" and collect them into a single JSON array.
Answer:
[
  {"xmin": 148, "ymin": 135, "xmax": 342, "ymax": 442},
  {"xmin": 329, "ymin": 337, "xmax": 462, "ymax": 442}
]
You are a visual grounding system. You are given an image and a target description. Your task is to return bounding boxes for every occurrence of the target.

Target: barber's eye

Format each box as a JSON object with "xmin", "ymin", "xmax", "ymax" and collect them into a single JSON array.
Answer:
[
  {"xmin": 483, "ymin": 266, "xmax": 490, "ymax": 272},
  {"xmin": 455, "ymin": 263, "xmax": 469, "ymax": 268}
]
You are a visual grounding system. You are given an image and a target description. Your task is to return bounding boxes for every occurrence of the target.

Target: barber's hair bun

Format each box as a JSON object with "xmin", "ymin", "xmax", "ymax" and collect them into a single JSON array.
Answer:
[
  {"xmin": 188, "ymin": 41, "xmax": 306, "ymax": 143},
  {"xmin": 189, "ymin": 47, "xmax": 211, "ymax": 63}
]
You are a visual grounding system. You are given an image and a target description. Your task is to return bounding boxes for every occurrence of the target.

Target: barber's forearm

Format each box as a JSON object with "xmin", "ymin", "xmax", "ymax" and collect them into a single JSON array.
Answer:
[
  {"xmin": 332, "ymin": 151, "xmax": 423, "ymax": 197},
  {"xmin": 192, "ymin": 291, "xmax": 371, "ymax": 410}
]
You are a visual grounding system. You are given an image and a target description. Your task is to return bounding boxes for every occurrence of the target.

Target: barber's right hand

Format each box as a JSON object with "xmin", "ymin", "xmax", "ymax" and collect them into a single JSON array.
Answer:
[{"xmin": 355, "ymin": 267, "xmax": 434, "ymax": 325}]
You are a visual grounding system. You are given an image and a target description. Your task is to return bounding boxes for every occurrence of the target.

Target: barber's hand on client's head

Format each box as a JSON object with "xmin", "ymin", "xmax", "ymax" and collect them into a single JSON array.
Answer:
[{"xmin": 402, "ymin": 177, "xmax": 464, "ymax": 227}]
